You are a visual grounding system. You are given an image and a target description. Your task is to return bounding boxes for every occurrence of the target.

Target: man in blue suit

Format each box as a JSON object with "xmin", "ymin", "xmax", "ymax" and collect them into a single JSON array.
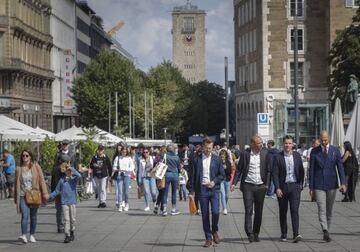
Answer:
[
  {"xmin": 189, "ymin": 138, "xmax": 225, "ymax": 248},
  {"xmin": 272, "ymin": 135, "xmax": 304, "ymax": 243},
  {"xmin": 309, "ymin": 130, "xmax": 347, "ymax": 242}
]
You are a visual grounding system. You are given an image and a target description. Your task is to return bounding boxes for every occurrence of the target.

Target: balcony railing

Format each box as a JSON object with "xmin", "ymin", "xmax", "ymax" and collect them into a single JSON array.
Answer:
[{"xmin": 0, "ymin": 57, "xmax": 54, "ymax": 79}]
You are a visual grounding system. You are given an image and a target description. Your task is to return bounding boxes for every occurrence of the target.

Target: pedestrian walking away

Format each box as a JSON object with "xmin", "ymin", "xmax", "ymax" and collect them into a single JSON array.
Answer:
[
  {"xmin": 218, "ymin": 149, "xmax": 235, "ymax": 215},
  {"xmin": 14, "ymin": 150, "xmax": 48, "ymax": 244},
  {"xmin": 47, "ymin": 155, "xmax": 81, "ymax": 243},
  {"xmin": 188, "ymin": 138, "xmax": 225, "ymax": 248},
  {"xmin": 309, "ymin": 130, "xmax": 347, "ymax": 242},
  {"xmin": 272, "ymin": 135, "xmax": 304, "ymax": 243},
  {"xmin": 0, "ymin": 149, "xmax": 16, "ymax": 199},
  {"xmin": 341, "ymin": 141, "xmax": 359, "ymax": 202},
  {"xmin": 231, "ymin": 135, "xmax": 271, "ymax": 243},
  {"xmin": 90, "ymin": 145, "xmax": 112, "ymax": 208}
]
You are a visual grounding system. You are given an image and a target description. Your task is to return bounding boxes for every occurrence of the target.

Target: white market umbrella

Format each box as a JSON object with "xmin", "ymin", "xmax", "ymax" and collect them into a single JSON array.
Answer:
[
  {"xmin": 331, "ymin": 98, "xmax": 345, "ymax": 153},
  {"xmin": 345, "ymin": 94, "xmax": 360, "ymax": 158},
  {"xmin": 93, "ymin": 127, "xmax": 124, "ymax": 146},
  {"xmin": 34, "ymin": 126, "xmax": 55, "ymax": 138},
  {"xmin": 54, "ymin": 125, "xmax": 87, "ymax": 142},
  {"xmin": 0, "ymin": 115, "xmax": 41, "ymax": 141}
]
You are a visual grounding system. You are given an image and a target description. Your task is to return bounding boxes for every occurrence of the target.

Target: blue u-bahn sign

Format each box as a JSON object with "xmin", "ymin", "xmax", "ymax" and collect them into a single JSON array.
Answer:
[{"xmin": 257, "ymin": 113, "xmax": 269, "ymax": 125}]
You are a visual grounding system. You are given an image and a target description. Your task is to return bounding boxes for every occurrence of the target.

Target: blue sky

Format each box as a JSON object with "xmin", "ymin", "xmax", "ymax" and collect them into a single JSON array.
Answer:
[{"xmin": 87, "ymin": 0, "xmax": 235, "ymax": 85}]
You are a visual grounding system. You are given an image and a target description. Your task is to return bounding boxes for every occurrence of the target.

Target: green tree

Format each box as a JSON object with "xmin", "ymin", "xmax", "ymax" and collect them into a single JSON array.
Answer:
[
  {"xmin": 146, "ymin": 61, "xmax": 191, "ymax": 138},
  {"xmin": 79, "ymin": 138, "xmax": 97, "ymax": 166},
  {"xmin": 182, "ymin": 81, "xmax": 225, "ymax": 137},
  {"xmin": 328, "ymin": 8, "xmax": 360, "ymax": 103},
  {"xmin": 40, "ymin": 137, "xmax": 58, "ymax": 174},
  {"xmin": 72, "ymin": 49, "xmax": 144, "ymax": 133}
]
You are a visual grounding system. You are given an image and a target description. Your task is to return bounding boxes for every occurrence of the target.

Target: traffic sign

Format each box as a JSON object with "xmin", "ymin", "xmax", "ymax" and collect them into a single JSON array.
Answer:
[{"xmin": 257, "ymin": 113, "xmax": 269, "ymax": 125}]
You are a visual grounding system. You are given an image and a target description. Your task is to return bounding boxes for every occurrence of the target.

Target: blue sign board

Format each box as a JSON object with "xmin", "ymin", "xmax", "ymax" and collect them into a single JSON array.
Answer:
[{"xmin": 257, "ymin": 113, "xmax": 269, "ymax": 125}]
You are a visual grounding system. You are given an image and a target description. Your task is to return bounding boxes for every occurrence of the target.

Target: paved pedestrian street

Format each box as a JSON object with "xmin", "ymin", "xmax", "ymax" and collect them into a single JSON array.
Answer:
[{"xmin": 0, "ymin": 186, "xmax": 359, "ymax": 252}]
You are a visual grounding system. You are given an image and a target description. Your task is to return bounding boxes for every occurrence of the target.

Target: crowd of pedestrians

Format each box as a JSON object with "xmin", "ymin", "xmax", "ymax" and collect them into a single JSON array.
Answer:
[{"xmin": 0, "ymin": 129, "xmax": 358, "ymax": 247}]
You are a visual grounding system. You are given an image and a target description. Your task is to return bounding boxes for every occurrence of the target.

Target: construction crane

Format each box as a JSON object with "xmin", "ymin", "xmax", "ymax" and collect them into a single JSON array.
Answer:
[{"xmin": 107, "ymin": 21, "xmax": 125, "ymax": 38}]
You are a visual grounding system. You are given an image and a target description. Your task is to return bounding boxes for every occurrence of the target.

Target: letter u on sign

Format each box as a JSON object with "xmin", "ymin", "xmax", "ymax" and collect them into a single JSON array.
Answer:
[{"xmin": 257, "ymin": 113, "xmax": 269, "ymax": 125}]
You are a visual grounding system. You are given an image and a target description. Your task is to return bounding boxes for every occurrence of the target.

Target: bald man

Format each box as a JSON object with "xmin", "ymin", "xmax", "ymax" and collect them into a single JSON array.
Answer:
[
  {"xmin": 309, "ymin": 130, "xmax": 347, "ymax": 242},
  {"xmin": 231, "ymin": 135, "xmax": 271, "ymax": 243}
]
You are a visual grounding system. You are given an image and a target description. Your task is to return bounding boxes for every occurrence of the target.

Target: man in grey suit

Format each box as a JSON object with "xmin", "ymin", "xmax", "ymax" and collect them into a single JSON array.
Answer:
[
  {"xmin": 309, "ymin": 130, "xmax": 347, "ymax": 242},
  {"xmin": 231, "ymin": 135, "xmax": 271, "ymax": 242}
]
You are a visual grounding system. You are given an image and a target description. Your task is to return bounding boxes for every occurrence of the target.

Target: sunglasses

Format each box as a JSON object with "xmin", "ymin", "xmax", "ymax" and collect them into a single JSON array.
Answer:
[
  {"xmin": 22, "ymin": 154, "xmax": 30, "ymax": 158},
  {"xmin": 144, "ymin": 151, "xmax": 149, "ymax": 154}
]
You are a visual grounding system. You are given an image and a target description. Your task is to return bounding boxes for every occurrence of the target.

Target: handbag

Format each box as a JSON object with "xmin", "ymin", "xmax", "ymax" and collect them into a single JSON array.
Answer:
[
  {"xmin": 85, "ymin": 179, "xmax": 94, "ymax": 194},
  {"xmin": 156, "ymin": 177, "xmax": 166, "ymax": 190},
  {"xmin": 151, "ymin": 154, "xmax": 168, "ymax": 180},
  {"xmin": 25, "ymin": 163, "xmax": 43, "ymax": 207}
]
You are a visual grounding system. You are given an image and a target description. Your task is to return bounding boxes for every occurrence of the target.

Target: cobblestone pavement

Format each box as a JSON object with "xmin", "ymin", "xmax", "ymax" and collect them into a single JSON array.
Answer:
[{"xmin": 0, "ymin": 184, "xmax": 359, "ymax": 252}]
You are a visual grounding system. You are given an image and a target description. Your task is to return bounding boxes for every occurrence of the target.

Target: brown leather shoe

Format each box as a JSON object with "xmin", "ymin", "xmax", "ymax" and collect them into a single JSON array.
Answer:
[
  {"xmin": 212, "ymin": 232, "xmax": 220, "ymax": 244},
  {"xmin": 203, "ymin": 240, "xmax": 212, "ymax": 247}
]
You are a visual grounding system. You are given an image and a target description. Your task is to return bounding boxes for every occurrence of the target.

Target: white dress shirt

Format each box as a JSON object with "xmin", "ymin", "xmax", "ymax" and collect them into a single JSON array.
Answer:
[
  {"xmin": 202, "ymin": 153, "xmax": 211, "ymax": 184},
  {"xmin": 245, "ymin": 151, "xmax": 263, "ymax": 185},
  {"xmin": 284, "ymin": 152, "xmax": 296, "ymax": 183}
]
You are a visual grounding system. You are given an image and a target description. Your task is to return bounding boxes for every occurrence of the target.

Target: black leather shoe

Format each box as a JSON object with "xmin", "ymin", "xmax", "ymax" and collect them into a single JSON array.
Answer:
[
  {"xmin": 57, "ymin": 227, "xmax": 64, "ymax": 233},
  {"xmin": 64, "ymin": 236, "xmax": 71, "ymax": 243},
  {"xmin": 323, "ymin": 230, "xmax": 331, "ymax": 242},
  {"xmin": 254, "ymin": 233, "xmax": 260, "ymax": 242},
  {"xmin": 248, "ymin": 234, "xmax": 255, "ymax": 243}
]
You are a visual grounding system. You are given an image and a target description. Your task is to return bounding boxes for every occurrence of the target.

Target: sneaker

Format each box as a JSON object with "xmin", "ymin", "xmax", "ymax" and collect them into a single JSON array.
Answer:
[
  {"xmin": 18, "ymin": 235, "xmax": 28, "ymax": 244},
  {"xmin": 293, "ymin": 234, "xmax": 302, "ymax": 243},
  {"xmin": 280, "ymin": 235, "xmax": 287, "ymax": 242},
  {"xmin": 120, "ymin": 201, "xmax": 125, "ymax": 208},
  {"xmin": 29, "ymin": 235, "xmax": 36, "ymax": 243},
  {"xmin": 171, "ymin": 209, "xmax": 180, "ymax": 216},
  {"xmin": 124, "ymin": 203, "xmax": 129, "ymax": 211},
  {"xmin": 223, "ymin": 209, "xmax": 228, "ymax": 215},
  {"xmin": 116, "ymin": 203, "xmax": 119, "ymax": 209},
  {"xmin": 144, "ymin": 206, "xmax": 150, "ymax": 212},
  {"xmin": 153, "ymin": 206, "xmax": 159, "ymax": 215},
  {"xmin": 162, "ymin": 210, "xmax": 168, "ymax": 216},
  {"xmin": 323, "ymin": 230, "xmax": 331, "ymax": 242},
  {"xmin": 70, "ymin": 231, "xmax": 75, "ymax": 241}
]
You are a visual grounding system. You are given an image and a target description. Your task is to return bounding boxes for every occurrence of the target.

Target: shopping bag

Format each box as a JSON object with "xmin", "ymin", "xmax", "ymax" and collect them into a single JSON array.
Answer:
[
  {"xmin": 151, "ymin": 154, "xmax": 168, "ymax": 179},
  {"xmin": 85, "ymin": 181, "xmax": 94, "ymax": 194},
  {"xmin": 137, "ymin": 185, "xmax": 144, "ymax": 199},
  {"xmin": 189, "ymin": 196, "xmax": 197, "ymax": 215}
]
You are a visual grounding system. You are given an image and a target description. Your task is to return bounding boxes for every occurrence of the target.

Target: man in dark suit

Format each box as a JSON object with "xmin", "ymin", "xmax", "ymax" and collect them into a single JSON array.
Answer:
[
  {"xmin": 231, "ymin": 135, "xmax": 271, "ymax": 242},
  {"xmin": 272, "ymin": 135, "xmax": 304, "ymax": 243},
  {"xmin": 309, "ymin": 130, "xmax": 347, "ymax": 242},
  {"xmin": 189, "ymin": 138, "xmax": 225, "ymax": 248}
]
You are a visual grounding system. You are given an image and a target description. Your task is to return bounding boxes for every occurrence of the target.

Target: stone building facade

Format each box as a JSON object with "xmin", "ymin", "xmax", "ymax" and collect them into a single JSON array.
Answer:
[
  {"xmin": 172, "ymin": 1, "xmax": 206, "ymax": 83},
  {"xmin": 0, "ymin": 0, "xmax": 54, "ymax": 130},
  {"xmin": 233, "ymin": 0, "xmax": 359, "ymax": 147}
]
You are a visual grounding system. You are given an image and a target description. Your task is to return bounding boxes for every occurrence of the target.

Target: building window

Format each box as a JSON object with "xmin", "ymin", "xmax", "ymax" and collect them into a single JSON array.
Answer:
[
  {"xmin": 253, "ymin": 29, "xmax": 257, "ymax": 51},
  {"xmin": 289, "ymin": 0, "xmax": 304, "ymax": 17},
  {"xmin": 183, "ymin": 17, "xmax": 194, "ymax": 33},
  {"xmin": 345, "ymin": 0, "xmax": 360, "ymax": 7},
  {"xmin": 290, "ymin": 28, "xmax": 304, "ymax": 51},
  {"xmin": 290, "ymin": 62, "xmax": 304, "ymax": 87},
  {"xmin": 77, "ymin": 39, "xmax": 90, "ymax": 56},
  {"xmin": 184, "ymin": 64, "xmax": 195, "ymax": 69},
  {"xmin": 253, "ymin": 0, "xmax": 256, "ymax": 18},
  {"xmin": 184, "ymin": 51, "xmax": 195, "ymax": 56},
  {"xmin": 77, "ymin": 61, "xmax": 87, "ymax": 74}
]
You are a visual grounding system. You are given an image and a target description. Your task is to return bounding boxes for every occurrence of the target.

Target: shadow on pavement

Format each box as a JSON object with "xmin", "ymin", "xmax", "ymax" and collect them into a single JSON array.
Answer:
[{"xmin": 144, "ymin": 242, "xmax": 199, "ymax": 247}]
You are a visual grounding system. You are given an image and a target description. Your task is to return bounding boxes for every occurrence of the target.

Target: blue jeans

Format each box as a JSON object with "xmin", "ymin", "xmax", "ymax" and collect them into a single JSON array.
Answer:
[
  {"xmin": 267, "ymin": 179, "xmax": 275, "ymax": 196},
  {"xmin": 179, "ymin": 184, "xmax": 187, "ymax": 200},
  {"xmin": 143, "ymin": 177, "xmax": 157, "ymax": 207},
  {"xmin": 163, "ymin": 176, "xmax": 179, "ymax": 208},
  {"xmin": 20, "ymin": 196, "xmax": 38, "ymax": 235},
  {"xmin": 113, "ymin": 178, "xmax": 119, "ymax": 204},
  {"xmin": 220, "ymin": 181, "xmax": 230, "ymax": 210},
  {"xmin": 117, "ymin": 175, "xmax": 130, "ymax": 204},
  {"xmin": 199, "ymin": 186, "xmax": 220, "ymax": 240}
]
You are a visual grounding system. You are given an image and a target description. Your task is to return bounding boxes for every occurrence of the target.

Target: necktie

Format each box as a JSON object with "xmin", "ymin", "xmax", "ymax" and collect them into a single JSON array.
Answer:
[{"xmin": 323, "ymin": 147, "xmax": 328, "ymax": 156}]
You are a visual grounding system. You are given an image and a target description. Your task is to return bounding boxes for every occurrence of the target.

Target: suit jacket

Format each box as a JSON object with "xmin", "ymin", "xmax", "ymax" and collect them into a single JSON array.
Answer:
[
  {"xmin": 188, "ymin": 153, "xmax": 225, "ymax": 194},
  {"xmin": 309, "ymin": 145, "xmax": 346, "ymax": 190},
  {"xmin": 272, "ymin": 151, "xmax": 304, "ymax": 190},
  {"xmin": 232, "ymin": 148, "xmax": 271, "ymax": 191}
]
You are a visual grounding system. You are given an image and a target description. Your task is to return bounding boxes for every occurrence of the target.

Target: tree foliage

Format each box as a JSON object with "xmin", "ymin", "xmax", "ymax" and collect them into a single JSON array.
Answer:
[
  {"xmin": 72, "ymin": 49, "xmax": 144, "ymax": 135},
  {"xmin": 40, "ymin": 137, "xmax": 58, "ymax": 174},
  {"xmin": 79, "ymin": 138, "xmax": 97, "ymax": 166},
  {"xmin": 182, "ymin": 81, "xmax": 225, "ymax": 137},
  {"xmin": 328, "ymin": 8, "xmax": 360, "ymax": 102}
]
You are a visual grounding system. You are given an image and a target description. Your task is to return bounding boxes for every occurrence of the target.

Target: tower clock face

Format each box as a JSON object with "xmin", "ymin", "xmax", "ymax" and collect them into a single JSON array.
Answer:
[{"xmin": 183, "ymin": 34, "xmax": 195, "ymax": 46}]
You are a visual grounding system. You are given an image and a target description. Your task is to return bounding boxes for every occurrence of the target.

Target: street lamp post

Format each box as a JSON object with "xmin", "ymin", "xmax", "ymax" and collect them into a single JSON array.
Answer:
[
  {"xmin": 294, "ymin": 2, "xmax": 300, "ymax": 144},
  {"xmin": 225, "ymin": 57, "xmax": 229, "ymax": 144}
]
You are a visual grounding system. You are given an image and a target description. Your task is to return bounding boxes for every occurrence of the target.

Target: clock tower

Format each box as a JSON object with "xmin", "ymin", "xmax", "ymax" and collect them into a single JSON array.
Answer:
[{"xmin": 172, "ymin": 1, "xmax": 206, "ymax": 83}]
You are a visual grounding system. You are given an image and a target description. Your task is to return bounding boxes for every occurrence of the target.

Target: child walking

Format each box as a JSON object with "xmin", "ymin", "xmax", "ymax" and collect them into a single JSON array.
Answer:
[
  {"xmin": 48, "ymin": 155, "xmax": 81, "ymax": 243},
  {"xmin": 179, "ymin": 166, "xmax": 188, "ymax": 201}
]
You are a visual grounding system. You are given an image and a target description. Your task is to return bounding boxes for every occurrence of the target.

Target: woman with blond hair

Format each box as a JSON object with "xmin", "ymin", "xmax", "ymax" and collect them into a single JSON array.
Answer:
[{"xmin": 14, "ymin": 150, "xmax": 48, "ymax": 244}]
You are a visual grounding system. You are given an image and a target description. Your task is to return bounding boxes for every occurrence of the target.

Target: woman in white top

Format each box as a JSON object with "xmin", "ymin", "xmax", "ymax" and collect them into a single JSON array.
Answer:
[
  {"xmin": 138, "ymin": 148, "xmax": 157, "ymax": 211},
  {"xmin": 112, "ymin": 147, "xmax": 134, "ymax": 212}
]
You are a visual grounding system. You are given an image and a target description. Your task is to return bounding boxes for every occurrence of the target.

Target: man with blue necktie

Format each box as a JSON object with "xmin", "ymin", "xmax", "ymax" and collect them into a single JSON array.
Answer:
[
  {"xmin": 272, "ymin": 135, "xmax": 304, "ymax": 243},
  {"xmin": 309, "ymin": 130, "xmax": 347, "ymax": 242},
  {"xmin": 188, "ymin": 138, "xmax": 225, "ymax": 248}
]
